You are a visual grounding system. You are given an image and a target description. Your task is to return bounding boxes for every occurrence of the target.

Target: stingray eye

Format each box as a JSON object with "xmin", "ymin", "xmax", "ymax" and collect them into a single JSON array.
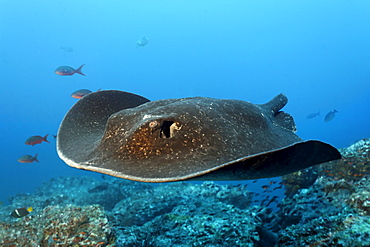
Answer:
[{"xmin": 148, "ymin": 120, "xmax": 159, "ymax": 128}]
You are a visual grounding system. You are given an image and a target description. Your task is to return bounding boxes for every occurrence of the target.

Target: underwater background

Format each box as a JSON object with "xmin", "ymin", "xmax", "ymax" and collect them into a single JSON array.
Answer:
[{"xmin": 0, "ymin": 0, "xmax": 370, "ymax": 246}]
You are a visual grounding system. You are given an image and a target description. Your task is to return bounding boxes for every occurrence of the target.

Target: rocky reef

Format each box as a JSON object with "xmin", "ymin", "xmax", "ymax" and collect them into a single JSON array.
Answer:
[
  {"xmin": 110, "ymin": 182, "xmax": 262, "ymax": 246},
  {"xmin": 0, "ymin": 138, "xmax": 369, "ymax": 246},
  {"xmin": 0, "ymin": 204, "xmax": 113, "ymax": 247},
  {"xmin": 282, "ymin": 138, "xmax": 370, "ymax": 197},
  {"xmin": 1, "ymin": 178, "xmax": 264, "ymax": 246},
  {"xmin": 277, "ymin": 138, "xmax": 370, "ymax": 246},
  {"xmin": 276, "ymin": 175, "xmax": 370, "ymax": 246}
]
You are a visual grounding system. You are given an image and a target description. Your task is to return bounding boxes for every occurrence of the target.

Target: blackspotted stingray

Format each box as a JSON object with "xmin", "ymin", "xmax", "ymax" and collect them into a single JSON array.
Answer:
[{"xmin": 57, "ymin": 90, "xmax": 341, "ymax": 182}]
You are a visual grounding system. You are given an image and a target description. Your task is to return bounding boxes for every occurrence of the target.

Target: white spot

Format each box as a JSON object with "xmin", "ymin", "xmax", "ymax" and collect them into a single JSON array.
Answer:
[{"xmin": 143, "ymin": 114, "xmax": 163, "ymax": 120}]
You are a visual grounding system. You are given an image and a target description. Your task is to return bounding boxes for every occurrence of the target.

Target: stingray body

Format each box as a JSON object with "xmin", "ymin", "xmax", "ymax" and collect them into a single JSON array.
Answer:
[{"xmin": 57, "ymin": 90, "xmax": 341, "ymax": 182}]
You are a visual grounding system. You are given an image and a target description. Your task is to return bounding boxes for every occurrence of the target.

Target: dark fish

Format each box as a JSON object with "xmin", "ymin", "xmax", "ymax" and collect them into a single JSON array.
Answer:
[
  {"xmin": 10, "ymin": 207, "xmax": 33, "ymax": 218},
  {"xmin": 306, "ymin": 111, "xmax": 320, "ymax": 119},
  {"xmin": 57, "ymin": 90, "xmax": 341, "ymax": 182},
  {"xmin": 52, "ymin": 135, "xmax": 57, "ymax": 140},
  {"xmin": 266, "ymin": 196, "xmax": 279, "ymax": 207},
  {"xmin": 55, "ymin": 64, "xmax": 85, "ymax": 76},
  {"xmin": 260, "ymin": 198, "xmax": 269, "ymax": 205},
  {"xmin": 25, "ymin": 134, "xmax": 49, "ymax": 146},
  {"xmin": 273, "ymin": 184, "xmax": 284, "ymax": 190},
  {"xmin": 18, "ymin": 154, "xmax": 39, "ymax": 163},
  {"xmin": 71, "ymin": 89, "xmax": 92, "ymax": 99},
  {"xmin": 324, "ymin": 110, "xmax": 338, "ymax": 122}
]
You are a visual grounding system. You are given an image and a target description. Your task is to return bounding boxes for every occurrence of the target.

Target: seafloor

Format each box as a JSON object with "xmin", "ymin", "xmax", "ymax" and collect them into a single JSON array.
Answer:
[{"xmin": 0, "ymin": 138, "xmax": 369, "ymax": 246}]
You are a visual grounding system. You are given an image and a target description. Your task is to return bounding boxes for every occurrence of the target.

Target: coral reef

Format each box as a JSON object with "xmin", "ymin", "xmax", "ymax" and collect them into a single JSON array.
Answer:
[
  {"xmin": 0, "ymin": 204, "xmax": 113, "ymax": 247},
  {"xmin": 346, "ymin": 176, "xmax": 370, "ymax": 216},
  {"xmin": 319, "ymin": 138, "xmax": 370, "ymax": 181},
  {"xmin": 1, "ymin": 178, "xmax": 265, "ymax": 246},
  {"xmin": 111, "ymin": 181, "xmax": 251, "ymax": 227},
  {"xmin": 276, "ymin": 172, "xmax": 370, "ymax": 246},
  {"xmin": 274, "ymin": 176, "xmax": 347, "ymax": 230},
  {"xmin": 279, "ymin": 213, "xmax": 370, "ymax": 246},
  {"xmin": 110, "ymin": 182, "xmax": 264, "ymax": 246},
  {"xmin": 31, "ymin": 176, "xmax": 132, "ymax": 210},
  {"xmin": 114, "ymin": 202, "xmax": 262, "ymax": 246},
  {"xmin": 282, "ymin": 138, "xmax": 370, "ymax": 198},
  {"xmin": 281, "ymin": 167, "xmax": 319, "ymax": 198}
]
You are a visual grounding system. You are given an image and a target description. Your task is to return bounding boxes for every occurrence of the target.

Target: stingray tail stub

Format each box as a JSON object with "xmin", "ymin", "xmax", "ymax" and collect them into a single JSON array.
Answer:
[
  {"xmin": 261, "ymin": 93, "xmax": 288, "ymax": 114},
  {"xmin": 261, "ymin": 94, "xmax": 297, "ymax": 132}
]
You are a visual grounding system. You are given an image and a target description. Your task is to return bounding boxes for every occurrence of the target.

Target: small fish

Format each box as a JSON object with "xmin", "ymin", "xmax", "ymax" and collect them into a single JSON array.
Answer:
[
  {"xmin": 260, "ymin": 198, "xmax": 269, "ymax": 205},
  {"xmin": 25, "ymin": 134, "xmax": 50, "ymax": 146},
  {"xmin": 136, "ymin": 36, "xmax": 149, "ymax": 47},
  {"xmin": 55, "ymin": 64, "xmax": 85, "ymax": 76},
  {"xmin": 266, "ymin": 196, "xmax": 279, "ymax": 207},
  {"xmin": 10, "ymin": 207, "xmax": 33, "ymax": 218},
  {"xmin": 324, "ymin": 110, "xmax": 338, "ymax": 122},
  {"xmin": 71, "ymin": 89, "xmax": 92, "ymax": 99},
  {"xmin": 306, "ymin": 111, "xmax": 320, "ymax": 119},
  {"xmin": 52, "ymin": 135, "xmax": 57, "ymax": 140},
  {"xmin": 261, "ymin": 185, "xmax": 271, "ymax": 190},
  {"xmin": 60, "ymin": 46, "xmax": 73, "ymax": 52},
  {"xmin": 273, "ymin": 184, "xmax": 284, "ymax": 190},
  {"xmin": 18, "ymin": 154, "xmax": 39, "ymax": 163}
]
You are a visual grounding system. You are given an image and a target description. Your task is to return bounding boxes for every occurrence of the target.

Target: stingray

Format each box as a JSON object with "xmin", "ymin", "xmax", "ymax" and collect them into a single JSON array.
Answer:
[{"xmin": 57, "ymin": 90, "xmax": 341, "ymax": 182}]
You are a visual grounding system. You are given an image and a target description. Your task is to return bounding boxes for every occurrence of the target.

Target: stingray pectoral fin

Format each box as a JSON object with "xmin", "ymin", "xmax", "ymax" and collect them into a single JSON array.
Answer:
[
  {"xmin": 191, "ymin": 140, "xmax": 341, "ymax": 181},
  {"xmin": 57, "ymin": 90, "xmax": 150, "ymax": 163}
]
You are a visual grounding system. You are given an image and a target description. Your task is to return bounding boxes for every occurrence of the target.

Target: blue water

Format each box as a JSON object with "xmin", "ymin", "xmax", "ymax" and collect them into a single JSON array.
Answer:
[{"xmin": 1, "ymin": 0, "xmax": 369, "ymax": 204}]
